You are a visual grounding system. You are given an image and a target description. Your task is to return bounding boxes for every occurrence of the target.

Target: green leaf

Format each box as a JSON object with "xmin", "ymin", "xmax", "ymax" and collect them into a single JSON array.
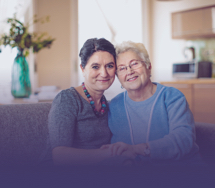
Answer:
[
  {"xmin": 24, "ymin": 50, "xmax": 29, "ymax": 57},
  {"xmin": 0, "ymin": 15, "xmax": 55, "ymax": 55}
]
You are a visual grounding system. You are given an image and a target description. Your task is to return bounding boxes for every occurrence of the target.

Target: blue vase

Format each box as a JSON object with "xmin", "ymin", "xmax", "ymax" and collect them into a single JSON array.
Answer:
[{"xmin": 11, "ymin": 50, "xmax": 31, "ymax": 98}]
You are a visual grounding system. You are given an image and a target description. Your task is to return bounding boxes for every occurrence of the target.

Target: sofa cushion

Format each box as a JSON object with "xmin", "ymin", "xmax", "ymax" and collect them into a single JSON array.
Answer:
[{"xmin": 0, "ymin": 103, "xmax": 51, "ymax": 166}]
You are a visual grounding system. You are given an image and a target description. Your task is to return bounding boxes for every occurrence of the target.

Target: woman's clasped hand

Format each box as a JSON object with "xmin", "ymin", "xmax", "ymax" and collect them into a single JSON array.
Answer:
[
  {"xmin": 101, "ymin": 142, "xmax": 137, "ymax": 159},
  {"xmin": 101, "ymin": 142, "xmax": 149, "ymax": 159}
]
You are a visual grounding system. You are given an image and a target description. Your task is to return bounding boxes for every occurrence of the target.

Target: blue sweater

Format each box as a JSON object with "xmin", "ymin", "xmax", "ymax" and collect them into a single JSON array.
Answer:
[{"xmin": 108, "ymin": 83, "xmax": 199, "ymax": 161}]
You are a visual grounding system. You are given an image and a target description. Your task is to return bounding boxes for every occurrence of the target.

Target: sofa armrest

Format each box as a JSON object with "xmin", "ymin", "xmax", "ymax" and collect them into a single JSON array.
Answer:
[{"xmin": 195, "ymin": 122, "xmax": 215, "ymax": 164}]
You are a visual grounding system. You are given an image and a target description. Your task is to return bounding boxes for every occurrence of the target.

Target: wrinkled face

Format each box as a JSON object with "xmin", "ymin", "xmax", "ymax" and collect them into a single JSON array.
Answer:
[
  {"xmin": 116, "ymin": 50, "xmax": 151, "ymax": 92},
  {"xmin": 81, "ymin": 51, "xmax": 116, "ymax": 92}
]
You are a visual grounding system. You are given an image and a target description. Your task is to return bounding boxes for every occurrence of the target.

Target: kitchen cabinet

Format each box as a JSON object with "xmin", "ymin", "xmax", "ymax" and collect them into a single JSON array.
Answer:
[
  {"xmin": 172, "ymin": 6, "xmax": 215, "ymax": 39},
  {"xmin": 160, "ymin": 79, "xmax": 215, "ymax": 124},
  {"xmin": 193, "ymin": 84, "xmax": 215, "ymax": 124}
]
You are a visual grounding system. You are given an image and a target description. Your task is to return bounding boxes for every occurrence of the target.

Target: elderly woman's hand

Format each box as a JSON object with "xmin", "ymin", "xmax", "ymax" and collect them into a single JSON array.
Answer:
[
  {"xmin": 101, "ymin": 142, "xmax": 137, "ymax": 159},
  {"xmin": 101, "ymin": 142, "xmax": 150, "ymax": 159}
]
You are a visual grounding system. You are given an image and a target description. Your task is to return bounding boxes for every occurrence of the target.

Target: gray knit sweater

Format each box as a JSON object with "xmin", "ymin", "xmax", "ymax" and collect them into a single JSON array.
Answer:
[{"xmin": 48, "ymin": 87, "xmax": 111, "ymax": 150}]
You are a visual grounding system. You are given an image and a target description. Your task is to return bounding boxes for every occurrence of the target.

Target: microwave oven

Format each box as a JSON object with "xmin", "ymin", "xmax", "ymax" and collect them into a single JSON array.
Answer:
[{"xmin": 172, "ymin": 61, "xmax": 212, "ymax": 79}]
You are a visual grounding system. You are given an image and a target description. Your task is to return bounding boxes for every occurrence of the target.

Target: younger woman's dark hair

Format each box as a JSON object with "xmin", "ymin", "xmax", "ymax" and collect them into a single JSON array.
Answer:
[{"xmin": 79, "ymin": 38, "xmax": 116, "ymax": 68}]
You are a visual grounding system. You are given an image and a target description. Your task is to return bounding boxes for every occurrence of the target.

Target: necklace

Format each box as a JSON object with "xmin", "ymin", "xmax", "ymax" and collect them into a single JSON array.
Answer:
[{"xmin": 82, "ymin": 82, "xmax": 107, "ymax": 117}]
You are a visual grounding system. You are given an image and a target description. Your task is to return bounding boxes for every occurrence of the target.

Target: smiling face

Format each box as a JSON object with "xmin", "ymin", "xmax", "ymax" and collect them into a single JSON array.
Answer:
[
  {"xmin": 81, "ymin": 51, "xmax": 116, "ymax": 93},
  {"xmin": 116, "ymin": 50, "xmax": 151, "ymax": 92}
]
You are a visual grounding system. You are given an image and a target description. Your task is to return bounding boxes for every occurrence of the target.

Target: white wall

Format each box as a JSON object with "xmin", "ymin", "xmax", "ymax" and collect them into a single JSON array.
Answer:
[{"xmin": 151, "ymin": 0, "xmax": 215, "ymax": 82}]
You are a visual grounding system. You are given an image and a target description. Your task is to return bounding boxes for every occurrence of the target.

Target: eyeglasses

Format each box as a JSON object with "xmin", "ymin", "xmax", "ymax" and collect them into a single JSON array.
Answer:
[{"xmin": 116, "ymin": 60, "xmax": 145, "ymax": 75}]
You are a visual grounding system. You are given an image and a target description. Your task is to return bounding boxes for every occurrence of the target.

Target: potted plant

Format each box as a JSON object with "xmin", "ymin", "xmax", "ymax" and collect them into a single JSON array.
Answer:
[{"xmin": 0, "ymin": 15, "xmax": 55, "ymax": 98}]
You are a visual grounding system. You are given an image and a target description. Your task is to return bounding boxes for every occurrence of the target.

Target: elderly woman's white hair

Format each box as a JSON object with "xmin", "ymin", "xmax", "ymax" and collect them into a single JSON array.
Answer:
[{"xmin": 115, "ymin": 41, "xmax": 151, "ymax": 69}]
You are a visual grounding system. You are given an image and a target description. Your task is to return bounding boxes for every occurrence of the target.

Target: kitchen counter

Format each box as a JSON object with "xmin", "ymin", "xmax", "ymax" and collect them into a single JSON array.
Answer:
[{"xmin": 160, "ymin": 78, "xmax": 215, "ymax": 84}]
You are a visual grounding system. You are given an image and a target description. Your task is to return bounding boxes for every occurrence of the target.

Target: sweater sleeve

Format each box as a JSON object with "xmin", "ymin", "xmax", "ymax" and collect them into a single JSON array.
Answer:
[
  {"xmin": 148, "ymin": 88, "xmax": 196, "ymax": 160},
  {"xmin": 48, "ymin": 89, "xmax": 78, "ymax": 150}
]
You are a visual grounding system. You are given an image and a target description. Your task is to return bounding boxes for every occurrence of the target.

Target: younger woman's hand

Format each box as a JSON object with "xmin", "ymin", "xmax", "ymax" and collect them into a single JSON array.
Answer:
[{"xmin": 101, "ymin": 142, "xmax": 137, "ymax": 159}]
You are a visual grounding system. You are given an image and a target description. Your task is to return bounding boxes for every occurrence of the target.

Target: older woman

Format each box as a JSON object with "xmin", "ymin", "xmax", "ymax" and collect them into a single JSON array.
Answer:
[
  {"xmin": 103, "ymin": 41, "xmax": 201, "ymax": 164},
  {"xmin": 46, "ymin": 38, "xmax": 117, "ymax": 165}
]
